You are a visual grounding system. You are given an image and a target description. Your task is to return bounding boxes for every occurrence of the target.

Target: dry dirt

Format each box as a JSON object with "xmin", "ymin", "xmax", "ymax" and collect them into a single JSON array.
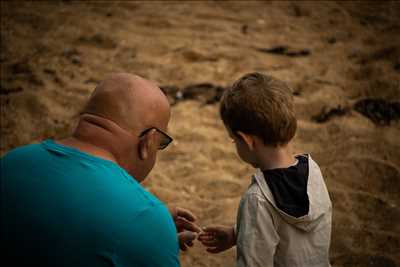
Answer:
[{"xmin": 1, "ymin": 1, "xmax": 400, "ymax": 267}]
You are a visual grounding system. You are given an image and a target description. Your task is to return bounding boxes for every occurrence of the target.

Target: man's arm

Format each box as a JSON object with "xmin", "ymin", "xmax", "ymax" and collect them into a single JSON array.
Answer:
[{"xmin": 236, "ymin": 193, "xmax": 279, "ymax": 267}]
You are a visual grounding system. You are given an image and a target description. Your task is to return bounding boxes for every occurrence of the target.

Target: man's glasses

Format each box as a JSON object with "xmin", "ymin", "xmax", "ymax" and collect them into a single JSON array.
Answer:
[{"xmin": 139, "ymin": 127, "xmax": 173, "ymax": 150}]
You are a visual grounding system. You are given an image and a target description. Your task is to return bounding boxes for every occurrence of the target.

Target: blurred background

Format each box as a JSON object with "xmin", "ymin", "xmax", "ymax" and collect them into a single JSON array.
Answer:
[{"xmin": 1, "ymin": 1, "xmax": 399, "ymax": 266}]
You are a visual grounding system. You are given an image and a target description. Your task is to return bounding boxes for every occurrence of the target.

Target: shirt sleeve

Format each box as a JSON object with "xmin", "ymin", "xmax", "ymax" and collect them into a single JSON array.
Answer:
[
  {"xmin": 104, "ymin": 204, "xmax": 180, "ymax": 267},
  {"xmin": 236, "ymin": 193, "xmax": 279, "ymax": 267}
]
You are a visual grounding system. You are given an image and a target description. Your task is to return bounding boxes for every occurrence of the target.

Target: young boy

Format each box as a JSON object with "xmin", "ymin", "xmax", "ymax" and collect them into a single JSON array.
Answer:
[{"xmin": 198, "ymin": 73, "xmax": 332, "ymax": 267}]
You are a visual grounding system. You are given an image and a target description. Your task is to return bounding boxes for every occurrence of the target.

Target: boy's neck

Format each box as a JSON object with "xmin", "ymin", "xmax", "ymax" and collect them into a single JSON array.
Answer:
[{"xmin": 256, "ymin": 143, "xmax": 296, "ymax": 170}]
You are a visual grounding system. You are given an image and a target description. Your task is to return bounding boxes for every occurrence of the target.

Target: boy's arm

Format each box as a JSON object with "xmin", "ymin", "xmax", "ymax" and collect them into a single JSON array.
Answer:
[{"xmin": 236, "ymin": 193, "xmax": 279, "ymax": 267}]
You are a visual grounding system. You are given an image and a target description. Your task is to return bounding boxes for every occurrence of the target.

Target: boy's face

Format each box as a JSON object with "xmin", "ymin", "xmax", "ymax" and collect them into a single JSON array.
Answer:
[{"xmin": 226, "ymin": 127, "xmax": 259, "ymax": 168}]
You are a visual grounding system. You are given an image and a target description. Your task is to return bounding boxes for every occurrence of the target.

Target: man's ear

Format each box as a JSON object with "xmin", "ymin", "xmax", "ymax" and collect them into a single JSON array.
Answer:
[
  {"xmin": 237, "ymin": 131, "xmax": 255, "ymax": 150},
  {"xmin": 138, "ymin": 129, "xmax": 157, "ymax": 160}
]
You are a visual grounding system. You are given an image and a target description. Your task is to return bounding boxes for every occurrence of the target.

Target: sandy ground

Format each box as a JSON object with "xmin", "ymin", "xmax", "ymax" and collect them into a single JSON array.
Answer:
[{"xmin": 1, "ymin": 1, "xmax": 400, "ymax": 266}]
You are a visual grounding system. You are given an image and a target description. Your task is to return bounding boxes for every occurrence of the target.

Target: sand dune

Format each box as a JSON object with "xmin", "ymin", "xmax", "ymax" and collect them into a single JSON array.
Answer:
[{"xmin": 1, "ymin": 1, "xmax": 399, "ymax": 266}]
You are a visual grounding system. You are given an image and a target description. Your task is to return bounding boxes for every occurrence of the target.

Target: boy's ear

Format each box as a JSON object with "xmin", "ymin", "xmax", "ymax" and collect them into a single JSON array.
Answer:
[
  {"xmin": 138, "ymin": 129, "xmax": 157, "ymax": 160},
  {"xmin": 237, "ymin": 131, "xmax": 255, "ymax": 150}
]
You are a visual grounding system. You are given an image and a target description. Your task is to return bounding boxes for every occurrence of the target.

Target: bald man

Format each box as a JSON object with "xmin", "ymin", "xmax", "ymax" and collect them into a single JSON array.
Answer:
[{"xmin": 1, "ymin": 73, "xmax": 200, "ymax": 267}]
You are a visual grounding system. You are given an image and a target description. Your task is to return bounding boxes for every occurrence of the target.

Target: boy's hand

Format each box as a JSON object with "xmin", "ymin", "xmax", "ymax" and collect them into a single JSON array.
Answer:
[{"xmin": 198, "ymin": 225, "xmax": 236, "ymax": 253}]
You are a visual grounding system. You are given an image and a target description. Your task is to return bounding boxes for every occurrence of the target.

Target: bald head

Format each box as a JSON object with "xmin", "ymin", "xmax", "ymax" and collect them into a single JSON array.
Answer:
[
  {"xmin": 61, "ymin": 73, "xmax": 171, "ymax": 181},
  {"xmin": 83, "ymin": 73, "xmax": 170, "ymax": 132}
]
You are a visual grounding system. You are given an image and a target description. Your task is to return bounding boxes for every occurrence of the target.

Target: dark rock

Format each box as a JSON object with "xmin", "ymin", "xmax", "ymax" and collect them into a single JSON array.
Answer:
[
  {"xmin": 292, "ymin": 88, "xmax": 301, "ymax": 96},
  {"xmin": 327, "ymin": 37, "xmax": 337, "ymax": 44},
  {"xmin": 288, "ymin": 3, "xmax": 310, "ymax": 17},
  {"xmin": 352, "ymin": 46, "xmax": 399, "ymax": 66},
  {"xmin": 205, "ymin": 86, "xmax": 225, "ymax": 105},
  {"xmin": 370, "ymin": 46, "xmax": 398, "ymax": 61},
  {"xmin": 10, "ymin": 62, "xmax": 31, "ymax": 75},
  {"xmin": 71, "ymin": 55, "xmax": 81, "ymax": 65},
  {"xmin": 62, "ymin": 48, "xmax": 82, "ymax": 65},
  {"xmin": 8, "ymin": 61, "xmax": 43, "ymax": 86},
  {"xmin": 54, "ymin": 76, "xmax": 64, "ymax": 85},
  {"xmin": 183, "ymin": 83, "xmax": 225, "ymax": 104},
  {"xmin": 394, "ymin": 62, "xmax": 400, "ymax": 72},
  {"xmin": 160, "ymin": 85, "xmax": 182, "ymax": 105},
  {"xmin": 312, "ymin": 105, "xmax": 350, "ymax": 123},
  {"xmin": 256, "ymin": 46, "xmax": 310, "ymax": 57},
  {"xmin": 359, "ymin": 14, "xmax": 388, "ymax": 27},
  {"xmin": 354, "ymin": 98, "xmax": 400, "ymax": 125},
  {"xmin": 29, "ymin": 75, "xmax": 44, "ymax": 86},
  {"xmin": 160, "ymin": 83, "xmax": 226, "ymax": 105},
  {"xmin": 0, "ymin": 86, "xmax": 23, "ymax": 95},
  {"xmin": 292, "ymin": 4, "xmax": 302, "ymax": 17},
  {"xmin": 241, "ymin": 24, "xmax": 248, "ymax": 34},
  {"xmin": 43, "ymin": 68, "xmax": 56, "ymax": 75}
]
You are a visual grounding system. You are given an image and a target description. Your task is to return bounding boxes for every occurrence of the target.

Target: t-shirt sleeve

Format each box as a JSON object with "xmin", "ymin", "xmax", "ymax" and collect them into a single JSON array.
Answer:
[
  {"xmin": 101, "ymin": 204, "xmax": 180, "ymax": 267},
  {"xmin": 236, "ymin": 193, "xmax": 279, "ymax": 267}
]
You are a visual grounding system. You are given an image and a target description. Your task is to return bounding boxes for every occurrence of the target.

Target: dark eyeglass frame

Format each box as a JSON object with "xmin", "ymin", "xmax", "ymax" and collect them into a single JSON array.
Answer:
[{"xmin": 139, "ymin": 127, "xmax": 173, "ymax": 150}]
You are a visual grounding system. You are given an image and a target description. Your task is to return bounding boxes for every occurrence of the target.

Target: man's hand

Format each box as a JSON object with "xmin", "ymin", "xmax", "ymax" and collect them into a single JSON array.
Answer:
[
  {"xmin": 178, "ymin": 231, "xmax": 198, "ymax": 251},
  {"xmin": 198, "ymin": 225, "xmax": 236, "ymax": 253},
  {"xmin": 168, "ymin": 206, "xmax": 201, "ymax": 251},
  {"xmin": 168, "ymin": 206, "xmax": 202, "ymax": 233}
]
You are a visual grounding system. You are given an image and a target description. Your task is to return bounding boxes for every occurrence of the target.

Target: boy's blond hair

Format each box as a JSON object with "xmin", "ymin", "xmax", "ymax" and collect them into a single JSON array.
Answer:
[{"xmin": 220, "ymin": 72, "xmax": 297, "ymax": 146}]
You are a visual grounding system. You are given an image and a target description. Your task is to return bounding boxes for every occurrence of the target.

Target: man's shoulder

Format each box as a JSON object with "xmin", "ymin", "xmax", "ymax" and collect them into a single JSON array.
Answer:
[
  {"xmin": 1, "ymin": 143, "xmax": 45, "ymax": 171},
  {"xmin": 2, "ymin": 143, "xmax": 43, "ymax": 160}
]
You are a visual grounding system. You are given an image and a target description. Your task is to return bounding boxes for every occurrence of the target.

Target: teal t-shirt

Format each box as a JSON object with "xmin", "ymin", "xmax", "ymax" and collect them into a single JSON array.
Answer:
[{"xmin": 1, "ymin": 140, "xmax": 180, "ymax": 267}]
